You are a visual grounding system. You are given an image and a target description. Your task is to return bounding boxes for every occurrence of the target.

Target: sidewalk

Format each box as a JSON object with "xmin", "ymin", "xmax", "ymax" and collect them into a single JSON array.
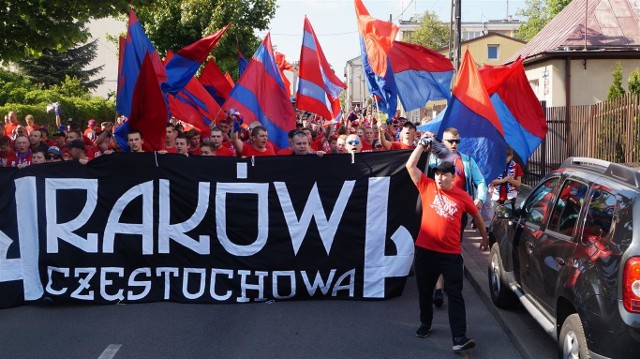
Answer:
[{"xmin": 461, "ymin": 223, "xmax": 555, "ymax": 359}]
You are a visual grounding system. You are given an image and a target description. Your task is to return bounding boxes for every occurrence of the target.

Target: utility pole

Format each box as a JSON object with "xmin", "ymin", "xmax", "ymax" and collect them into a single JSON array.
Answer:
[{"xmin": 451, "ymin": 0, "xmax": 462, "ymax": 71}]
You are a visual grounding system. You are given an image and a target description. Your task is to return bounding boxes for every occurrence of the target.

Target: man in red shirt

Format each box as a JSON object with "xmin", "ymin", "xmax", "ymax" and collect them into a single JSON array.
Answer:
[
  {"xmin": 164, "ymin": 123, "xmax": 178, "ymax": 153},
  {"xmin": 361, "ymin": 127, "xmax": 375, "ymax": 152},
  {"xmin": 200, "ymin": 127, "xmax": 236, "ymax": 157},
  {"xmin": 12, "ymin": 135, "xmax": 33, "ymax": 168},
  {"xmin": 84, "ymin": 119, "xmax": 98, "ymax": 141},
  {"xmin": 234, "ymin": 126, "xmax": 276, "ymax": 157},
  {"xmin": 175, "ymin": 134, "xmax": 190, "ymax": 156},
  {"xmin": 406, "ymin": 141, "xmax": 488, "ymax": 353},
  {"xmin": 4, "ymin": 111, "xmax": 19, "ymax": 137},
  {"xmin": 379, "ymin": 122, "xmax": 417, "ymax": 150},
  {"xmin": 0, "ymin": 135, "xmax": 17, "ymax": 167}
]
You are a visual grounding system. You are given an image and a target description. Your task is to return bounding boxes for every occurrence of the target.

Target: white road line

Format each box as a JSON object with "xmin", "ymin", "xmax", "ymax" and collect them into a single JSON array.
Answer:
[{"xmin": 98, "ymin": 344, "xmax": 122, "ymax": 359}]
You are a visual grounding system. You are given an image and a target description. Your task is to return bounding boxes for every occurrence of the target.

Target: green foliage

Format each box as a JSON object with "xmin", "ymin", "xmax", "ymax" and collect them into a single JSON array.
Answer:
[
  {"xmin": 135, "ymin": 0, "xmax": 277, "ymax": 77},
  {"xmin": 0, "ymin": 1, "xmax": 154, "ymax": 62},
  {"xmin": 0, "ymin": 69, "xmax": 115, "ymax": 130},
  {"xmin": 17, "ymin": 39, "xmax": 104, "ymax": 91},
  {"xmin": 628, "ymin": 68, "xmax": 640, "ymax": 94},
  {"xmin": 516, "ymin": 0, "xmax": 571, "ymax": 41},
  {"xmin": 516, "ymin": 0, "xmax": 551, "ymax": 41},
  {"xmin": 607, "ymin": 62, "xmax": 626, "ymax": 100},
  {"xmin": 407, "ymin": 11, "xmax": 450, "ymax": 50}
]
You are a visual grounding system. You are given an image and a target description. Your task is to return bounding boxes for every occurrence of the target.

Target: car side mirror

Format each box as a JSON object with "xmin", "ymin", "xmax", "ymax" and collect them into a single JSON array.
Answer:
[{"xmin": 496, "ymin": 203, "xmax": 515, "ymax": 219}]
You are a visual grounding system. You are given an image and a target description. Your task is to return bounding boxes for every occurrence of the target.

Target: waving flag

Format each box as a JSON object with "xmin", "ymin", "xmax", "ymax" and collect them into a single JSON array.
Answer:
[
  {"xmin": 354, "ymin": 0, "xmax": 399, "ymax": 118},
  {"xmin": 164, "ymin": 52, "xmax": 224, "ymax": 138},
  {"xmin": 238, "ymin": 51, "xmax": 249, "ymax": 78},
  {"xmin": 479, "ymin": 57, "xmax": 547, "ymax": 163},
  {"xmin": 296, "ymin": 17, "xmax": 347, "ymax": 121},
  {"xmin": 275, "ymin": 51, "xmax": 294, "ymax": 97},
  {"xmin": 200, "ymin": 58, "xmax": 234, "ymax": 106},
  {"xmin": 162, "ymin": 24, "xmax": 229, "ymax": 95},
  {"xmin": 116, "ymin": 9, "xmax": 166, "ymax": 118},
  {"xmin": 438, "ymin": 49, "xmax": 507, "ymax": 183},
  {"xmin": 223, "ymin": 33, "xmax": 296, "ymax": 150},
  {"xmin": 388, "ymin": 41, "xmax": 453, "ymax": 110},
  {"xmin": 115, "ymin": 53, "xmax": 168, "ymax": 152}
]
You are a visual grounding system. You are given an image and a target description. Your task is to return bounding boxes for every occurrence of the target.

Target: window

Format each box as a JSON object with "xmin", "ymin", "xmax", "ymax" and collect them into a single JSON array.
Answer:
[
  {"xmin": 547, "ymin": 180, "xmax": 589, "ymax": 236},
  {"xmin": 523, "ymin": 178, "xmax": 559, "ymax": 227},
  {"xmin": 487, "ymin": 45, "xmax": 499, "ymax": 60}
]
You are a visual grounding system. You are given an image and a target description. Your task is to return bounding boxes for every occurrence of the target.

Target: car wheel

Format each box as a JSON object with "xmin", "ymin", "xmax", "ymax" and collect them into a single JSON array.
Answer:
[
  {"xmin": 558, "ymin": 313, "xmax": 590, "ymax": 359},
  {"xmin": 488, "ymin": 243, "xmax": 518, "ymax": 309}
]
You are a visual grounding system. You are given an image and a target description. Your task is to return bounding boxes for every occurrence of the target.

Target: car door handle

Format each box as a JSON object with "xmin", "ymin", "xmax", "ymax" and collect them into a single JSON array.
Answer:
[{"xmin": 555, "ymin": 258, "xmax": 566, "ymax": 266}]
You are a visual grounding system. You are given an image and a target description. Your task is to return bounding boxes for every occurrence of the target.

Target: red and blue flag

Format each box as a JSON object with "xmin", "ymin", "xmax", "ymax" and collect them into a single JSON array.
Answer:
[
  {"xmin": 437, "ymin": 49, "xmax": 507, "ymax": 183},
  {"xmin": 238, "ymin": 51, "xmax": 249, "ymax": 78},
  {"xmin": 388, "ymin": 41, "xmax": 453, "ymax": 110},
  {"xmin": 115, "ymin": 52, "xmax": 168, "ymax": 152},
  {"xmin": 162, "ymin": 24, "xmax": 229, "ymax": 95},
  {"xmin": 116, "ymin": 9, "xmax": 166, "ymax": 118},
  {"xmin": 354, "ymin": 0, "xmax": 399, "ymax": 117},
  {"xmin": 223, "ymin": 33, "xmax": 296, "ymax": 150},
  {"xmin": 296, "ymin": 17, "xmax": 347, "ymax": 121},
  {"xmin": 200, "ymin": 58, "xmax": 233, "ymax": 106},
  {"xmin": 479, "ymin": 57, "xmax": 547, "ymax": 163}
]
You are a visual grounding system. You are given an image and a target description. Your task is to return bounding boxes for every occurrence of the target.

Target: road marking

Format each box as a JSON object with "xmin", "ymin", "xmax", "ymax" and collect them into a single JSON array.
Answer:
[{"xmin": 98, "ymin": 344, "xmax": 122, "ymax": 359}]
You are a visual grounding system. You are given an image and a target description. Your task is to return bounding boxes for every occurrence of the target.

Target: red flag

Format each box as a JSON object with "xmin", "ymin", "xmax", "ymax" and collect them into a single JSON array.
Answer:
[
  {"xmin": 200, "ymin": 59, "xmax": 234, "ymax": 106},
  {"xmin": 275, "ymin": 52, "xmax": 293, "ymax": 97},
  {"xmin": 129, "ymin": 53, "xmax": 168, "ymax": 152},
  {"xmin": 354, "ymin": 0, "xmax": 399, "ymax": 76},
  {"xmin": 224, "ymin": 72, "xmax": 235, "ymax": 87}
]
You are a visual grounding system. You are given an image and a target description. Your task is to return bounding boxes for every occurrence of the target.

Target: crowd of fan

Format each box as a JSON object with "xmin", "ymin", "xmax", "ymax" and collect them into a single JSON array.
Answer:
[{"xmin": 1, "ymin": 107, "xmax": 423, "ymax": 168}]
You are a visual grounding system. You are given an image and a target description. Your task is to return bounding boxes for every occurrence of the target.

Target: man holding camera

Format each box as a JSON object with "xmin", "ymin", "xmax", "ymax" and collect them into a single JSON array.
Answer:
[{"xmin": 406, "ymin": 136, "xmax": 488, "ymax": 353}]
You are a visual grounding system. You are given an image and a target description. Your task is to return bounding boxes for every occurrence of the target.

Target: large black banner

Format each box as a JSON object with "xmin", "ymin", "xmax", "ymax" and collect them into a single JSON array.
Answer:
[{"xmin": 0, "ymin": 151, "xmax": 423, "ymax": 308}]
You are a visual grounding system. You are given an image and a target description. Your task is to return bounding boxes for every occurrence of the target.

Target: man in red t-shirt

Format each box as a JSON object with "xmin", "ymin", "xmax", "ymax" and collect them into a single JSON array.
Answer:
[
  {"xmin": 406, "ymin": 142, "xmax": 488, "ymax": 353},
  {"xmin": 0, "ymin": 135, "xmax": 17, "ymax": 167},
  {"xmin": 379, "ymin": 121, "xmax": 417, "ymax": 150},
  {"xmin": 234, "ymin": 126, "xmax": 276, "ymax": 157},
  {"xmin": 361, "ymin": 127, "xmax": 375, "ymax": 152},
  {"xmin": 200, "ymin": 127, "xmax": 236, "ymax": 157}
]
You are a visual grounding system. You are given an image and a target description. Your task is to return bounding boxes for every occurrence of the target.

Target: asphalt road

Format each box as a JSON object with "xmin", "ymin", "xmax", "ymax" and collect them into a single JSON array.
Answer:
[{"xmin": 1, "ymin": 271, "xmax": 522, "ymax": 359}]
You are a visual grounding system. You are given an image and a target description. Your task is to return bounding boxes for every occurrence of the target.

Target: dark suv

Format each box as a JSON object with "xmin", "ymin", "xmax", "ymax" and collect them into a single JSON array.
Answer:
[{"xmin": 488, "ymin": 157, "xmax": 640, "ymax": 358}]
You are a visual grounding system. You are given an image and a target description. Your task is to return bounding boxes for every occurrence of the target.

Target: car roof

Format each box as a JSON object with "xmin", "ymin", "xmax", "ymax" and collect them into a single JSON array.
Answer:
[{"xmin": 559, "ymin": 157, "xmax": 640, "ymax": 190}]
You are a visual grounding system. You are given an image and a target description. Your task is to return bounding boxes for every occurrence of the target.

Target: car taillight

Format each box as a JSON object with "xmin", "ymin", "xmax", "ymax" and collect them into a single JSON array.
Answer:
[{"xmin": 623, "ymin": 257, "xmax": 640, "ymax": 313}]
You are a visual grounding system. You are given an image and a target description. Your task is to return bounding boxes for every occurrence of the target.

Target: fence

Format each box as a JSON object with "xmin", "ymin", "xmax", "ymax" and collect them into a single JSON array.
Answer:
[{"xmin": 522, "ymin": 93, "xmax": 640, "ymax": 186}]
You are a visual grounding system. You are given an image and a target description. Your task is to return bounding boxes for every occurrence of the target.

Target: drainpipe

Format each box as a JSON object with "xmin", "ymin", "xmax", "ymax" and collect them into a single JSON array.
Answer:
[{"xmin": 565, "ymin": 57, "xmax": 571, "ymax": 157}]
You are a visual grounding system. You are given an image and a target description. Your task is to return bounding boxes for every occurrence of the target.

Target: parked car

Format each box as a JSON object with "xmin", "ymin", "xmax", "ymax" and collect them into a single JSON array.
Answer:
[{"xmin": 487, "ymin": 157, "xmax": 640, "ymax": 358}]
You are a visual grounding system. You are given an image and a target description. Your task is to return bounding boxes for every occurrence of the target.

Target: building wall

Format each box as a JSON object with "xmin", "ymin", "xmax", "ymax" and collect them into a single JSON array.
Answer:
[
  {"xmin": 87, "ymin": 18, "xmax": 126, "ymax": 99},
  {"xmin": 525, "ymin": 58, "xmax": 638, "ymax": 107},
  {"xmin": 343, "ymin": 57, "xmax": 368, "ymax": 109},
  {"xmin": 461, "ymin": 36, "xmax": 524, "ymax": 65}
]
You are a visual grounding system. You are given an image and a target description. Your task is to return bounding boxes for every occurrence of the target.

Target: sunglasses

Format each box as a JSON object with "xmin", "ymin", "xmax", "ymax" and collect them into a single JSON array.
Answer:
[
  {"xmin": 444, "ymin": 139, "xmax": 461, "ymax": 144},
  {"xmin": 347, "ymin": 139, "xmax": 361, "ymax": 145}
]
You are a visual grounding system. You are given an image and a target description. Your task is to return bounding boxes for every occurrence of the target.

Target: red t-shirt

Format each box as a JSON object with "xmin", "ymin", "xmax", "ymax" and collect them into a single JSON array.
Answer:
[
  {"xmin": 0, "ymin": 150, "xmax": 17, "ymax": 167},
  {"xmin": 212, "ymin": 146, "xmax": 235, "ymax": 157},
  {"xmin": 241, "ymin": 144, "xmax": 276, "ymax": 157},
  {"xmin": 452, "ymin": 155, "xmax": 466, "ymax": 191},
  {"xmin": 415, "ymin": 174, "xmax": 478, "ymax": 254},
  {"xmin": 4, "ymin": 123, "xmax": 17, "ymax": 137},
  {"xmin": 361, "ymin": 142, "xmax": 373, "ymax": 152},
  {"xmin": 189, "ymin": 147, "xmax": 201, "ymax": 156},
  {"xmin": 9, "ymin": 151, "xmax": 32, "ymax": 168},
  {"xmin": 277, "ymin": 148, "xmax": 293, "ymax": 156},
  {"xmin": 390, "ymin": 141, "xmax": 415, "ymax": 150}
]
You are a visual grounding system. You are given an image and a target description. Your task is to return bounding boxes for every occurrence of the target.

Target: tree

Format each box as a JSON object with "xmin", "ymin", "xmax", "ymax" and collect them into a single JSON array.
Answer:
[
  {"xmin": 17, "ymin": 39, "xmax": 104, "ymax": 91},
  {"xmin": 135, "ymin": 0, "xmax": 277, "ymax": 77},
  {"xmin": 407, "ymin": 11, "xmax": 450, "ymax": 50},
  {"xmin": 628, "ymin": 68, "xmax": 640, "ymax": 94},
  {"xmin": 516, "ymin": 0, "xmax": 571, "ymax": 41},
  {"xmin": 0, "ymin": 1, "xmax": 152, "ymax": 62},
  {"xmin": 608, "ymin": 62, "xmax": 626, "ymax": 100}
]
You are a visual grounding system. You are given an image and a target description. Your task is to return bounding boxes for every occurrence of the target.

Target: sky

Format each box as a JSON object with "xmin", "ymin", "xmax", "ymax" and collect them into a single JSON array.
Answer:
[{"xmin": 259, "ymin": 0, "xmax": 527, "ymax": 76}]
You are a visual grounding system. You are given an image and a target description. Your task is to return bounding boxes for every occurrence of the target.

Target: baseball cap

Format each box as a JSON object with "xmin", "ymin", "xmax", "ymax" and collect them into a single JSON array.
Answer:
[
  {"xmin": 434, "ymin": 161, "xmax": 455, "ymax": 175},
  {"xmin": 47, "ymin": 146, "xmax": 63, "ymax": 156},
  {"xmin": 65, "ymin": 139, "xmax": 85, "ymax": 151},
  {"xmin": 88, "ymin": 119, "xmax": 96, "ymax": 126}
]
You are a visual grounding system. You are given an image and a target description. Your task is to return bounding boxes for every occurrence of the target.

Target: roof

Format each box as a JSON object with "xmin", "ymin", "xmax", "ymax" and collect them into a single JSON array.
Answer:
[
  {"xmin": 508, "ymin": 0, "xmax": 640, "ymax": 63},
  {"xmin": 437, "ymin": 32, "xmax": 526, "ymax": 53}
]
